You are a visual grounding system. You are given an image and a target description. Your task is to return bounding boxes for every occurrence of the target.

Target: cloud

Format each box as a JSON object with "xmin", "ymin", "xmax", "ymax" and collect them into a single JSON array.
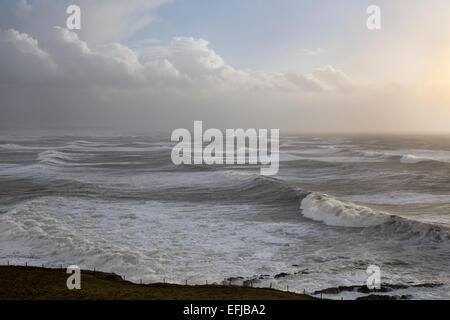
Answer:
[
  {"xmin": 0, "ymin": 27, "xmax": 352, "ymax": 94},
  {"xmin": 0, "ymin": 25, "xmax": 448, "ymax": 133},
  {"xmin": 0, "ymin": 29, "xmax": 55, "ymax": 83},
  {"xmin": 0, "ymin": 1, "xmax": 448, "ymax": 133},
  {"xmin": 136, "ymin": 36, "xmax": 350, "ymax": 93},
  {"xmin": 308, "ymin": 65, "xmax": 353, "ymax": 91},
  {"xmin": 0, "ymin": 26, "xmax": 359, "ymax": 130}
]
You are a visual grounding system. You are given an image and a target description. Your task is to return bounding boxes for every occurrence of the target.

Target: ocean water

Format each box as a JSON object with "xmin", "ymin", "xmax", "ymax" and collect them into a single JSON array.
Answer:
[{"xmin": 0, "ymin": 132, "xmax": 449, "ymax": 299}]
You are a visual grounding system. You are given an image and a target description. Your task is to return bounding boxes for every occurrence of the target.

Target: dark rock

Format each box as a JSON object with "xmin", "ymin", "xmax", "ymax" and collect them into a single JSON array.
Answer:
[
  {"xmin": 356, "ymin": 294, "xmax": 412, "ymax": 300},
  {"xmin": 314, "ymin": 283, "xmax": 443, "ymax": 295},
  {"xmin": 274, "ymin": 272, "xmax": 290, "ymax": 279},
  {"xmin": 225, "ymin": 276, "xmax": 244, "ymax": 282},
  {"xmin": 294, "ymin": 269, "xmax": 309, "ymax": 275}
]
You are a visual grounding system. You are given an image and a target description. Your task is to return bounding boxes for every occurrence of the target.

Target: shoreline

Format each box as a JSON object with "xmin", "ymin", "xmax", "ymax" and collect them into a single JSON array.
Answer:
[{"xmin": 0, "ymin": 266, "xmax": 317, "ymax": 300}]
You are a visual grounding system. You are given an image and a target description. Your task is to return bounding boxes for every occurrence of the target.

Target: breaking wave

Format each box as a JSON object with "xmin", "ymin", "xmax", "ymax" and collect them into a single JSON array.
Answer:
[
  {"xmin": 299, "ymin": 192, "xmax": 449, "ymax": 243},
  {"xmin": 37, "ymin": 150, "xmax": 76, "ymax": 165},
  {"xmin": 400, "ymin": 154, "xmax": 431, "ymax": 164},
  {"xmin": 328, "ymin": 147, "xmax": 450, "ymax": 165},
  {"xmin": 220, "ymin": 173, "xmax": 449, "ymax": 243},
  {"xmin": 300, "ymin": 193, "xmax": 391, "ymax": 227}
]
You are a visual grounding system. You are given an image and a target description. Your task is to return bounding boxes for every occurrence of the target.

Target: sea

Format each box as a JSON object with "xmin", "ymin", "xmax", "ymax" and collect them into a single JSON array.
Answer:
[{"xmin": 0, "ymin": 131, "xmax": 449, "ymax": 299}]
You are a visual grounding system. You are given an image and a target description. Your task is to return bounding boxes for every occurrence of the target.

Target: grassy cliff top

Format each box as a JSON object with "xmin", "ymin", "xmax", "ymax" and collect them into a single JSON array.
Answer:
[{"xmin": 0, "ymin": 266, "xmax": 316, "ymax": 300}]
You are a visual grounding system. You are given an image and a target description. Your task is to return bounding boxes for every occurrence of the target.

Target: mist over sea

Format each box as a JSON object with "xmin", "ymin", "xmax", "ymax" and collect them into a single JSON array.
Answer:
[{"xmin": 0, "ymin": 132, "xmax": 449, "ymax": 299}]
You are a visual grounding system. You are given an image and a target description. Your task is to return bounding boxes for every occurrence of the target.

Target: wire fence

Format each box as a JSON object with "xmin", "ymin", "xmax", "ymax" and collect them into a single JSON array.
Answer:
[{"xmin": 2, "ymin": 261, "xmax": 331, "ymax": 299}]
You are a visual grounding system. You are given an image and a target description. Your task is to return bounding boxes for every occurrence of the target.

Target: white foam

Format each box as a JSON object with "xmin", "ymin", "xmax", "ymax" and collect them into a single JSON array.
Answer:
[
  {"xmin": 395, "ymin": 149, "xmax": 450, "ymax": 164},
  {"xmin": 222, "ymin": 170, "xmax": 258, "ymax": 181},
  {"xmin": 400, "ymin": 154, "xmax": 426, "ymax": 164},
  {"xmin": 37, "ymin": 150, "xmax": 75, "ymax": 165},
  {"xmin": 285, "ymin": 146, "xmax": 450, "ymax": 164},
  {"xmin": 300, "ymin": 193, "xmax": 390, "ymax": 227},
  {"xmin": 1, "ymin": 196, "xmax": 448, "ymax": 299},
  {"xmin": 0, "ymin": 143, "xmax": 25, "ymax": 150},
  {"xmin": 343, "ymin": 192, "xmax": 450, "ymax": 205}
]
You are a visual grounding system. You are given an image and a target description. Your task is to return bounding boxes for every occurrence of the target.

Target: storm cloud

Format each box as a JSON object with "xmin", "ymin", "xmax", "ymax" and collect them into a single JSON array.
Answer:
[{"xmin": 0, "ymin": 0, "xmax": 449, "ymax": 133}]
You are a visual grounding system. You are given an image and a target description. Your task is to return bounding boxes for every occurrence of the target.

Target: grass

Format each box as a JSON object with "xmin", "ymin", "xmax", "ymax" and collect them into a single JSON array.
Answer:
[{"xmin": 0, "ymin": 266, "xmax": 316, "ymax": 300}]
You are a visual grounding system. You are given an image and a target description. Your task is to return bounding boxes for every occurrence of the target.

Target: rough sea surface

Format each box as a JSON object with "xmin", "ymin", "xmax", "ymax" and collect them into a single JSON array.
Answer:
[{"xmin": 0, "ymin": 132, "xmax": 449, "ymax": 299}]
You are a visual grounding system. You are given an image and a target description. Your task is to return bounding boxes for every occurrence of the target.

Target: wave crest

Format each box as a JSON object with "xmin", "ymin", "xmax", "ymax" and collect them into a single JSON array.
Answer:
[
  {"xmin": 299, "ymin": 192, "xmax": 450, "ymax": 243},
  {"xmin": 300, "ymin": 193, "xmax": 390, "ymax": 227},
  {"xmin": 400, "ymin": 154, "xmax": 428, "ymax": 164},
  {"xmin": 0, "ymin": 143, "xmax": 24, "ymax": 150},
  {"xmin": 37, "ymin": 150, "xmax": 75, "ymax": 165}
]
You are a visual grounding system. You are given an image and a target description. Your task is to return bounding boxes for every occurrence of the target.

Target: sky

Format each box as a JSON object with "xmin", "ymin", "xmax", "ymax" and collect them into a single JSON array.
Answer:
[{"xmin": 0, "ymin": 0, "xmax": 450, "ymax": 133}]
